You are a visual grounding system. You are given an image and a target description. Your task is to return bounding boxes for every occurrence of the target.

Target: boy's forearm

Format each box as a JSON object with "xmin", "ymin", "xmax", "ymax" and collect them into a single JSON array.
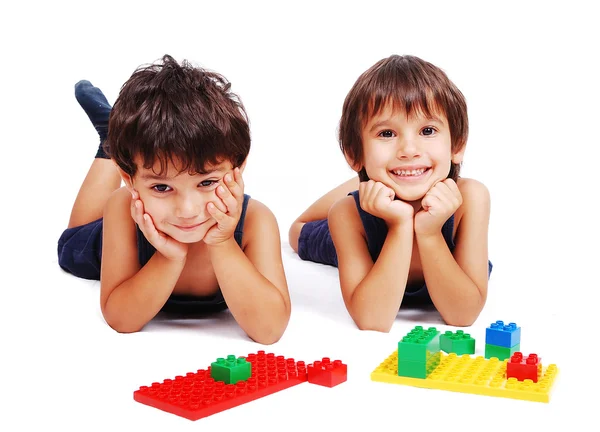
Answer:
[
  {"xmin": 349, "ymin": 224, "xmax": 413, "ymax": 332},
  {"xmin": 416, "ymin": 233, "xmax": 484, "ymax": 326},
  {"xmin": 208, "ymin": 238, "xmax": 289, "ymax": 344},
  {"xmin": 103, "ymin": 253, "xmax": 185, "ymax": 333}
]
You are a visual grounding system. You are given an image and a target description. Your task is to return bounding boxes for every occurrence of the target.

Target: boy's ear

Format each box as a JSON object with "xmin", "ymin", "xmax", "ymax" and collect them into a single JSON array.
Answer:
[
  {"xmin": 343, "ymin": 151, "xmax": 362, "ymax": 173},
  {"xmin": 116, "ymin": 165, "xmax": 134, "ymax": 192},
  {"xmin": 237, "ymin": 158, "xmax": 248, "ymax": 174},
  {"xmin": 451, "ymin": 145, "xmax": 466, "ymax": 164}
]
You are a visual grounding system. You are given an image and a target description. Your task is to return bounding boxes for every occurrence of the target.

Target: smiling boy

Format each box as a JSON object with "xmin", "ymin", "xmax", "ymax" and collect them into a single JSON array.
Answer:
[
  {"xmin": 289, "ymin": 55, "xmax": 492, "ymax": 331},
  {"xmin": 58, "ymin": 55, "xmax": 291, "ymax": 344}
]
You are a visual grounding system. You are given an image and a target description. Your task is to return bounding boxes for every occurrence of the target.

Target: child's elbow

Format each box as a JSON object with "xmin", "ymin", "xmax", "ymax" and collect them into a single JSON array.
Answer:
[
  {"xmin": 102, "ymin": 309, "xmax": 144, "ymax": 334},
  {"xmin": 106, "ymin": 318, "xmax": 144, "ymax": 334},
  {"xmin": 444, "ymin": 316, "xmax": 477, "ymax": 327},
  {"xmin": 249, "ymin": 325, "xmax": 286, "ymax": 345},
  {"xmin": 354, "ymin": 316, "xmax": 393, "ymax": 333}
]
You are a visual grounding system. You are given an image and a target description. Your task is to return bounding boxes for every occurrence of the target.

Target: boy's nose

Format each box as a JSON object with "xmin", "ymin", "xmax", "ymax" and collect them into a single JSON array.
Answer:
[
  {"xmin": 175, "ymin": 195, "xmax": 201, "ymax": 219},
  {"xmin": 397, "ymin": 138, "xmax": 421, "ymax": 158}
]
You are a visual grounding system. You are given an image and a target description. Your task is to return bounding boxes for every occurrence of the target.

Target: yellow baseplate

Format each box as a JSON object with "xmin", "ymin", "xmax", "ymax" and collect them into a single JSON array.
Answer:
[{"xmin": 371, "ymin": 351, "xmax": 558, "ymax": 403}]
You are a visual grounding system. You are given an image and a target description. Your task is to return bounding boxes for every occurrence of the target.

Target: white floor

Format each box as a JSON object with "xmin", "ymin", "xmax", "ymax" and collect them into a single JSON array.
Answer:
[{"xmin": 3, "ymin": 1, "xmax": 598, "ymax": 430}]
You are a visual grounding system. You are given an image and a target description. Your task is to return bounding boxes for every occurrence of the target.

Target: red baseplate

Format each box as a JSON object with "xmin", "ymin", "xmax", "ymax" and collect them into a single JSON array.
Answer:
[{"xmin": 135, "ymin": 350, "xmax": 317, "ymax": 420}]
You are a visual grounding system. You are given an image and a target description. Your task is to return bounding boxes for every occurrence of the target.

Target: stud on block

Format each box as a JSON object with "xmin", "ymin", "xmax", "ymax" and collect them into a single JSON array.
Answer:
[
  {"xmin": 440, "ymin": 330, "xmax": 475, "ymax": 355},
  {"xmin": 307, "ymin": 357, "xmax": 348, "ymax": 387},
  {"xmin": 507, "ymin": 352, "xmax": 541, "ymax": 383},
  {"xmin": 485, "ymin": 320, "xmax": 521, "ymax": 348},
  {"xmin": 210, "ymin": 355, "xmax": 252, "ymax": 384}
]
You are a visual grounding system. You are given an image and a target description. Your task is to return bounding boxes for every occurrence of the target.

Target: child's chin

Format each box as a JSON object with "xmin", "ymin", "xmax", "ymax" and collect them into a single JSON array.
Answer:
[{"xmin": 393, "ymin": 187, "xmax": 427, "ymax": 203}]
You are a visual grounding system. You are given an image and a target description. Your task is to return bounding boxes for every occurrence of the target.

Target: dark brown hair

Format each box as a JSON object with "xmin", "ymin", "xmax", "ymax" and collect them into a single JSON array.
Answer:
[
  {"xmin": 338, "ymin": 55, "xmax": 468, "ymax": 182},
  {"xmin": 105, "ymin": 54, "xmax": 250, "ymax": 177}
]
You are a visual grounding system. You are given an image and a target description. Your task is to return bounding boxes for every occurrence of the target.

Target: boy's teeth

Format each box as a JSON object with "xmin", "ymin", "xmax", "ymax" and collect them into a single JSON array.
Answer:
[{"xmin": 393, "ymin": 168, "xmax": 427, "ymax": 176}]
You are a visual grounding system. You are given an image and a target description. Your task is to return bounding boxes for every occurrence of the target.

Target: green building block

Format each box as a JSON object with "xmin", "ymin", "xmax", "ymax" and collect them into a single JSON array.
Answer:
[
  {"xmin": 397, "ymin": 352, "xmax": 441, "ymax": 379},
  {"xmin": 397, "ymin": 326, "xmax": 441, "ymax": 363},
  {"xmin": 484, "ymin": 343, "xmax": 520, "ymax": 361},
  {"xmin": 440, "ymin": 330, "xmax": 476, "ymax": 355},
  {"xmin": 210, "ymin": 355, "xmax": 252, "ymax": 384}
]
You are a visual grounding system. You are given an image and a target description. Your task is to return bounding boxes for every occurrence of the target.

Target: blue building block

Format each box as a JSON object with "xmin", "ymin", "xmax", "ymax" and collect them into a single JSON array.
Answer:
[{"xmin": 485, "ymin": 321, "xmax": 521, "ymax": 348}]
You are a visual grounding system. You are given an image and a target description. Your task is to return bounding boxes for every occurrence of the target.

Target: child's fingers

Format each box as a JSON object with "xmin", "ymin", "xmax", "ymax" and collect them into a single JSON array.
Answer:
[
  {"xmin": 225, "ymin": 171, "xmax": 243, "ymax": 201},
  {"xmin": 421, "ymin": 193, "xmax": 440, "ymax": 212},
  {"xmin": 442, "ymin": 179, "xmax": 462, "ymax": 203},
  {"xmin": 216, "ymin": 184, "xmax": 238, "ymax": 214},
  {"xmin": 233, "ymin": 167, "xmax": 245, "ymax": 193},
  {"xmin": 207, "ymin": 202, "xmax": 228, "ymax": 223},
  {"xmin": 210, "ymin": 191, "xmax": 228, "ymax": 214}
]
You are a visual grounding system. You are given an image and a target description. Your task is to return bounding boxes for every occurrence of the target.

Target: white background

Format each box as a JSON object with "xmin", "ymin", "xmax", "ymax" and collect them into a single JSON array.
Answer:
[{"xmin": 1, "ymin": 0, "xmax": 598, "ymax": 430}]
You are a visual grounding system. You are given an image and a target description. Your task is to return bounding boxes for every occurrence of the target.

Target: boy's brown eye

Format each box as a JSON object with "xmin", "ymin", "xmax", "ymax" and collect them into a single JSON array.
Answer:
[
  {"xmin": 153, "ymin": 184, "xmax": 171, "ymax": 192},
  {"xmin": 199, "ymin": 180, "xmax": 216, "ymax": 187},
  {"xmin": 422, "ymin": 127, "xmax": 434, "ymax": 136},
  {"xmin": 380, "ymin": 130, "xmax": 394, "ymax": 138}
]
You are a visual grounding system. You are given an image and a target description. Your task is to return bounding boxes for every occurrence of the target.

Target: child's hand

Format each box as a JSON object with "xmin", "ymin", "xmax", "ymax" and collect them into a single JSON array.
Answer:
[
  {"xmin": 415, "ymin": 179, "xmax": 463, "ymax": 237},
  {"xmin": 359, "ymin": 180, "xmax": 414, "ymax": 227},
  {"xmin": 203, "ymin": 167, "xmax": 245, "ymax": 246},
  {"xmin": 130, "ymin": 190, "xmax": 189, "ymax": 262}
]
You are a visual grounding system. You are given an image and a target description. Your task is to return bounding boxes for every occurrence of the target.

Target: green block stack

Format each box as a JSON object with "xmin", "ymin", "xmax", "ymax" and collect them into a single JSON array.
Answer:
[{"xmin": 397, "ymin": 326, "xmax": 441, "ymax": 379}]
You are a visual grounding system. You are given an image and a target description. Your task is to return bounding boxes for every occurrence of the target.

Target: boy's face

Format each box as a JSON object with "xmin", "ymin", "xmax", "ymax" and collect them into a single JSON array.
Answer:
[
  {"xmin": 130, "ymin": 156, "xmax": 235, "ymax": 244},
  {"xmin": 360, "ymin": 103, "xmax": 463, "ymax": 202}
]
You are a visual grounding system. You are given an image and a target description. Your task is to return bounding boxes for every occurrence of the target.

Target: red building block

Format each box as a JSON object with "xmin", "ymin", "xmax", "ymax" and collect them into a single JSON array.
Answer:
[
  {"xmin": 134, "ymin": 351, "xmax": 307, "ymax": 420},
  {"xmin": 506, "ymin": 352, "xmax": 541, "ymax": 383},
  {"xmin": 307, "ymin": 357, "xmax": 347, "ymax": 387}
]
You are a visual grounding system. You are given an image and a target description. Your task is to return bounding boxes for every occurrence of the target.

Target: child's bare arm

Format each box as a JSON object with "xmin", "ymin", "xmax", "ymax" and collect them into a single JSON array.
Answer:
[
  {"xmin": 416, "ymin": 178, "xmax": 491, "ymax": 326},
  {"xmin": 208, "ymin": 200, "xmax": 291, "ymax": 344},
  {"xmin": 329, "ymin": 195, "xmax": 413, "ymax": 332},
  {"xmin": 100, "ymin": 188, "xmax": 185, "ymax": 333}
]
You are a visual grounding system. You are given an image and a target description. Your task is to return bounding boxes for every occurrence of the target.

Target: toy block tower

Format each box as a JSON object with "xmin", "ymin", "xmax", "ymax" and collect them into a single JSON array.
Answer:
[
  {"xmin": 397, "ymin": 326, "xmax": 441, "ymax": 379},
  {"xmin": 440, "ymin": 330, "xmax": 475, "ymax": 355},
  {"xmin": 210, "ymin": 355, "xmax": 252, "ymax": 384},
  {"xmin": 484, "ymin": 320, "xmax": 521, "ymax": 360}
]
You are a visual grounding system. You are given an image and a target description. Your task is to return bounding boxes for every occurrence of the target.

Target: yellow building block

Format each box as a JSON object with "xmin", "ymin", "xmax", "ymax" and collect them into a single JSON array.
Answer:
[{"xmin": 371, "ymin": 351, "xmax": 558, "ymax": 403}]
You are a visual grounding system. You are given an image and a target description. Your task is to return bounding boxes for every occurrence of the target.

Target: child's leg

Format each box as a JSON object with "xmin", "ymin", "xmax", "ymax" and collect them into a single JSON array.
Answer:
[
  {"xmin": 67, "ymin": 81, "xmax": 122, "ymax": 229},
  {"xmin": 288, "ymin": 176, "xmax": 359, "ymax": 252}
]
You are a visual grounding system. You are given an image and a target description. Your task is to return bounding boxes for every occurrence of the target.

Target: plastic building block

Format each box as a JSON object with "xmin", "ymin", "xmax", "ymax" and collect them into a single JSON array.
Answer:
[
  {"xmin": 507, "ymin": 352, "xmax": 541, "ymax": 383},
  {"xmin": 485, "ymin": 343, "xmax": 520, "ymax": 360},
  {"xmin": 397, "ymin": 352, "xmax": 441, "ymax": 379},
  {"xmin": 398, "ymin": 326, "xmax": 441, "ymax": 363},
  {"xmin": 210, "ymin": 355, "xmax": 252, "ymax": 384},
  {"xmin": 371, "ymin": 351, "xmax": 558, "ymax": 403},
  {"xmin": 485, "ymin": 320, "xmax": 521, "ymax": 348},
  {"xmin": 440, "ymin": 330, "xmax": 475, "ymax": 355},
  {"xmin": 134, "ymin": 351, "xmax": 308, "ymax": 420},
  {"xmin": 307, "ymin": 358, "xmax": 347, "ymax": 387}
]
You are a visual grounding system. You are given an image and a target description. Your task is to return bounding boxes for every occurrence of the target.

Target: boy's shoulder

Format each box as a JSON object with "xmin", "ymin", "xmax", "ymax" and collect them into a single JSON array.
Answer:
[
  {"xmin": 241, "ymin": 197, "xmax": 279, "ymax": 247},
  {"xmin": 454, "ymin": 177, "xmax": 491, "ymax": 230},
  {"xmin": 456, "ymin": 177, "xmax": 490, "ymax": 204},
  {"xmin": 105, "ymin": 186, "xmax": 133, "ymax": 215}
]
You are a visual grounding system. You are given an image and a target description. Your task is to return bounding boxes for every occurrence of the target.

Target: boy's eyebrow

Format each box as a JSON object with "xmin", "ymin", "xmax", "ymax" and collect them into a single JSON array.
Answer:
[
  {"xmin": 368, "ymin": 115, "xmax": 445, "ymax": 132},
  {"xmin": 139, "ymin": 167, "xmax": 226, "ymax": 181}
]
